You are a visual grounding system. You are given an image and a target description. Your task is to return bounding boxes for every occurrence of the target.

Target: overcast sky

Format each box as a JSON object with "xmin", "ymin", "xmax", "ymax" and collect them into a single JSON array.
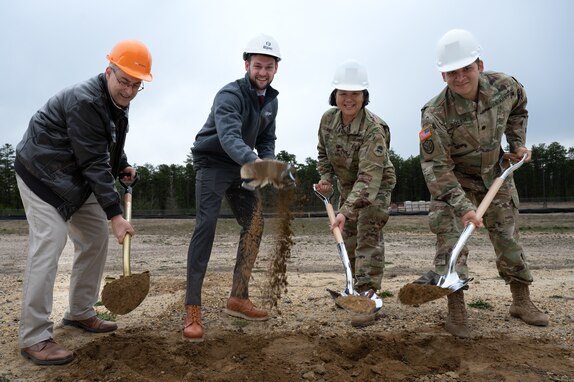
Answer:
[{"xmin": 2, "ymin": 0, "xmax": 572, "ymax": 167}]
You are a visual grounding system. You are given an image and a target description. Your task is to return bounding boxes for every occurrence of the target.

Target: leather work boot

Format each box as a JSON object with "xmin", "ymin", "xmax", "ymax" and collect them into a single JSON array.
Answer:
[
  {"xmin": 62, "ymin": 316, "xmax": 117, "ymax": 333},
  {"xmin": 445, "ymin": 290, "xmax": 470, "ymax": 338},
  {"xmin": 224, "ymin": 297, "xmax": 269, "ymax": 321},
  {"xmin": 21, "ymin": 339, "xmax": 75, "ymax": 366},
  {"xmin": 182, "ymin": 305, "xmax": 204, "ymax": 342},
  {"xmin": 509, "ymin": 282, "xmax": 549, "ymax": 326}
]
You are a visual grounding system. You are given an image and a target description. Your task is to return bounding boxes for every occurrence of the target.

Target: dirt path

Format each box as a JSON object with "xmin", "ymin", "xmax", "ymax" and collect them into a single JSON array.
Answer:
[{"xmin": 1, "ymin": 214, "xmax": 573, "ymax": 381}]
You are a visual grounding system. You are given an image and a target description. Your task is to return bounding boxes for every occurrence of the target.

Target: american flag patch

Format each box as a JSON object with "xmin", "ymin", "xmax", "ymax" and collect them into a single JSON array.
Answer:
[{"xmin": 419, "ymin": 127, "xmax": 432, "ymax": 141}]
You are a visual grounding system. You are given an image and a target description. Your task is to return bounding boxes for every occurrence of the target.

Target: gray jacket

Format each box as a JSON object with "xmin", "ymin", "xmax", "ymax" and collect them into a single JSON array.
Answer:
[{"xmin": 192, "ymin": 73, "xmax": 278, "ymax": 167}]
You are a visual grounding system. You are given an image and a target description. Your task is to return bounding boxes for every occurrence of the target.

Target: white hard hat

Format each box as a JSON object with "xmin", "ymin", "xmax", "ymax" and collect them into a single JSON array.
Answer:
[
  {"xmin": 243, "ymin": 34, "xmax": 281, "ymax": 61},
  {"xmin": 436, "ymin": 29, "xmax": 481, "ymax": 72},
  {"xmin": 332, "ymin": 59, "xmax": 368, "ymax": 91}
]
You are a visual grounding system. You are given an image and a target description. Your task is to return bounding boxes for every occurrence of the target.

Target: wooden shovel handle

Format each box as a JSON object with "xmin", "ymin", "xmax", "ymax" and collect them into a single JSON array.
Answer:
[
  {"xmin": 122, "ymin": 189, "xmax": 132, "ymax": 276},
  {"xmin": 475, "ymin": 153, "xmax": 528, "ymax": 220},
  {"xmin": 475, "ymin": 177, "xmax": 504, "ymax": 220},
  {"xmin": 325, "ymin": 199, "xmax": 344, "ymax": 244}
]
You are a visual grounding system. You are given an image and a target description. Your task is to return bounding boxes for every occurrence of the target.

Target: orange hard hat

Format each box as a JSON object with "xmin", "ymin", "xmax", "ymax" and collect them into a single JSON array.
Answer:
[{"xmin": 106, "ymin": 40, "xmax": 153, "ymax": 81}]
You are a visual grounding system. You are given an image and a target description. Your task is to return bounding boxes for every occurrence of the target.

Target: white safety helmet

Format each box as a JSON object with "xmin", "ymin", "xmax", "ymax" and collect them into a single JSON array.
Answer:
[
  {"xmin": 332, "ymin": 59, "xmax": 369, "ymax": 91},
  {"xmin": 436, "ymin": 29, "xmax": 481, "ymax": 72},
  {"xmin": 243, "ymin": 34, "xmax": 281, "ymax": 61}
]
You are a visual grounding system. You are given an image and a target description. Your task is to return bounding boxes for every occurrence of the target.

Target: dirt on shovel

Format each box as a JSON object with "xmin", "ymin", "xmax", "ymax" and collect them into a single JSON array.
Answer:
[
  {"xmin": 101, "ymin": 271, "xmax": 150, "ymax": 315},
  {"xmin": 335, "ymin": 295, "xmax": 376, "ymax": 314},
  {"xmin": 335, "ymin": 295, "xmax": 378, "ymax": 328},
  {"xmin": 397, "ymin": 283, "xmax": 451, "ymax": 306}
]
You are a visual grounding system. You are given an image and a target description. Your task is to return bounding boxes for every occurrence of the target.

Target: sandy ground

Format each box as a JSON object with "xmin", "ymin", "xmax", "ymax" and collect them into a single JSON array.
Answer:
[{"xmin": 1, "ymin": 213, "xmax": 573, "ymax": 382}]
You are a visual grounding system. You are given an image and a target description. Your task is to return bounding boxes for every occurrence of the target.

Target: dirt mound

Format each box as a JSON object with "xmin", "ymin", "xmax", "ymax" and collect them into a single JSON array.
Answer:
[
  {"xmin": 42, "ymin": 326, "xmax": 573, "ymax": 381},
  {"xmin": 1, "ymin": 214, "xmax": 573, "ymax": 382}
]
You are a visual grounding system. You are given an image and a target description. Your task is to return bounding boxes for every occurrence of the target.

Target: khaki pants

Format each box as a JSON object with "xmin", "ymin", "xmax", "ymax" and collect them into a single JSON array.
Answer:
[{"xmin": 17, "ymin": 175, "xmax": 109, "ymax": 348}]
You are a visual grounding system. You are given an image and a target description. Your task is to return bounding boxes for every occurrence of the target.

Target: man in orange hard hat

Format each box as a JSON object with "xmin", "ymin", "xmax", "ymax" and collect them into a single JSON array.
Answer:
[{"xmin": 15, "ymin": 40, "xmax": 153, "ymax": 365}]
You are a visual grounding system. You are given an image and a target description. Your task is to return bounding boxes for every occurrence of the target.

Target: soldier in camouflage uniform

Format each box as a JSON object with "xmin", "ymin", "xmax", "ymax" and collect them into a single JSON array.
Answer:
[
  {"xmin": 419, "ymin": 29, "xmax": 549, "ymax": 338},
  {"xmin": 316, "ymin": 60, "xmax": 396, "ymax": 294}
]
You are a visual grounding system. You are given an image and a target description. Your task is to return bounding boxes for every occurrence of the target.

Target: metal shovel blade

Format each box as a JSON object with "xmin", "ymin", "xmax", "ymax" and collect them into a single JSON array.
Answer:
[
  {"xmin": 241, "ymin": 160, "xmax": 296, "ymax": 190},
  {"xmin": 416, "ymin": 270, "xmax": 473, "ymax": 291}
]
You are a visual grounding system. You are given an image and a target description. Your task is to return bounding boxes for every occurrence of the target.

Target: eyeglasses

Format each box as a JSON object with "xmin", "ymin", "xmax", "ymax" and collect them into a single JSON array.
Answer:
[{"xmin": 111, "ymin": 67, "xmax": 144, "ymax": 92}]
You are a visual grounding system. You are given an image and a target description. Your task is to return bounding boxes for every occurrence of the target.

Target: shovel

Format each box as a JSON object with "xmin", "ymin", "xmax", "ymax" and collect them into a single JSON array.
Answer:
[
  {"xmin": 101, "ymin": 175, "xmax": 150, "ymax": 314},
  {"xmin": 313, "ymin": 185, "xmax": 383, "ymax": 315},
  {"xmin": 240, "ymin": 159, "xmax": 296, "ymax": 190},
  {"xmin": 398, "ymin": 153, "xmax": 528, "ymax": 305}
]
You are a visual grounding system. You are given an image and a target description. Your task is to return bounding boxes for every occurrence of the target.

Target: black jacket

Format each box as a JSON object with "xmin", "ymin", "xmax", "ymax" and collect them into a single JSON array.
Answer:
[{"xmin": 15, "ymin": 73, "xmax": 129, "ymax": 220}]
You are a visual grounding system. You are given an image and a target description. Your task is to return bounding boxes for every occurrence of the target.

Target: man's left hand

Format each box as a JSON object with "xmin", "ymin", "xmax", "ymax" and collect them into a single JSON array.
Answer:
[
  {"xmin": 507, "ymin": 147, "xmax": 532, "ymax": 163},
  {"xmin": 119, "ymin": 166, "xmax": 137, "ymax": 182}
]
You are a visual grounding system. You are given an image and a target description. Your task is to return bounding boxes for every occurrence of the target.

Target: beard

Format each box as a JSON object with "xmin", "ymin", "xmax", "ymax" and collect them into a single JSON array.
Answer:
[{"xmin": 248, "ymin": 72, "xmax": 273, "ymax": 91}]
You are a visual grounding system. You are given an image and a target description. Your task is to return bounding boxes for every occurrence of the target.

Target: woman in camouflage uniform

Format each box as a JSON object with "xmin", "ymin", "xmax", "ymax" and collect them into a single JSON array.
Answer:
[{"xmin": 316, "ymin": 59, "xmax": 396, "ymax": 294}]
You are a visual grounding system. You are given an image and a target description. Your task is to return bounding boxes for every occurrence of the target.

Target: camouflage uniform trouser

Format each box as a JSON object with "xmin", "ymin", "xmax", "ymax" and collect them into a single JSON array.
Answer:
[
  {"xmin": 342, "ymin": 191, "xmax": 391, "ymax": 291},
  {"xmin": 428, "ymin": 180, "xmax": 533, "ymax": 284}
]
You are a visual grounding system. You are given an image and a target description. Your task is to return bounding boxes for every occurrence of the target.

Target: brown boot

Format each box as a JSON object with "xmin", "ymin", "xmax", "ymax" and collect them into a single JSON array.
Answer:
[
  {"xmin": 445, "ymin": 290, "xmax": 470, "ymax": 338},
  {"xmin": 224, "ymin": 297, "xmax": 269, "ymax": 321},
  {"xmin": 21, "ymin": 339, "xmax": 75, "ymax": 366},
  {"xmin": 509, "ymin": 282, "xmax": 549, "ymax": 326},
  {"xmin": 182, "ymin": 305, "xmax": 204, "ymax": 342}
]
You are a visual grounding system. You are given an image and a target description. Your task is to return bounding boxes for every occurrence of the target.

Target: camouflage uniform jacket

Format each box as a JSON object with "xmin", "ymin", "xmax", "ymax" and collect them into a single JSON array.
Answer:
[
  {"xmin": 419, "ymin": 71, "xmax": 528, "ymax": 217},
  {"xmin": 317, "ymin": 107, "xmax": 396, "ymax": 221}
]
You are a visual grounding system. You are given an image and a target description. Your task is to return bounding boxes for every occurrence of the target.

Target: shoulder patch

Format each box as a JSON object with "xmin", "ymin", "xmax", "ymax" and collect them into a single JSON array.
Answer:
[
  {"xmin": 374, "ymin": 144, "xmax": 385, "ymax": 157},
  {"xmin": 419, "ymin": 127, "xmax": 432, "ymax": 141},
  {"xmin": 422, "ymin": 139, "xmax": 435, "ymax": 154}
]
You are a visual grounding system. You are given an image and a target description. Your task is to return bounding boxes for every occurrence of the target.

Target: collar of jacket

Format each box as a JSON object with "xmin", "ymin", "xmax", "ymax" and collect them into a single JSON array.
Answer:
[
  {"xmin": 243, "ymin": 73, "xmax": 279, "ymax": 104},
  {"xmin": 337, "ymin": 107, "xmax": 366, "ymax": 135},
  {"xmin": 446, "ymin": 72, "xmax": 505, "ymax": 116}
]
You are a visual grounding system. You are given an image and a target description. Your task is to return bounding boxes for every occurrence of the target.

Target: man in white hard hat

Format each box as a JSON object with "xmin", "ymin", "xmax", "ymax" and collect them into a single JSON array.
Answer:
[
  {"xmin": 182, "ymin": 34, "xmax": 281, "ymax": 342},
  {"xmin": 315, "ymin": 59, "xmax": 396, "ymax": 314},
  {"xmin": 419, "ymin": 29, "xmax": 548, "ymax": 338}
]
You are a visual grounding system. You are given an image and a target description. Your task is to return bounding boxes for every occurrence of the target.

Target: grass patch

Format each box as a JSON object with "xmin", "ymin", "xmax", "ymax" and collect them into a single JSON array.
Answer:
[
  {"xmin": 96, "ymin": 311, "xmax": 117, "ymax": 321},
  {"xmin": 0, "ymin": 375, "xmax": 12, "ymax": 382},
  {"xmin": 468, "ymin": 299, "xmax": 493, "ymax": 310},
  {"xmin": 379, "ymin": 290, "xmax": 393, "ymax": 298}
]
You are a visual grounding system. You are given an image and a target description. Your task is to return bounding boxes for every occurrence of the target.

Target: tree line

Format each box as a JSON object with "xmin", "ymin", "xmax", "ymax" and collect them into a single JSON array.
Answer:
[{"xmin": 1, "ymin": 142, "xmax": 573, "ymax": 215}]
